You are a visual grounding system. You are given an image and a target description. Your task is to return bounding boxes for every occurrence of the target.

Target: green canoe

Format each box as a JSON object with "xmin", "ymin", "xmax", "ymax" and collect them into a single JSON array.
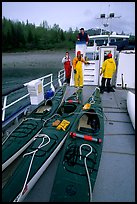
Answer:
[
  {"xmin": 2, "ymin": 85, "xmax": 66, "ymax": 171},
  {"xmin": 2, "ymin": 88, "xmax": 83, "ymax": 202},
  {"xmin": 50, "ymin": 87, "xmax": 104, "ymax": 202}
]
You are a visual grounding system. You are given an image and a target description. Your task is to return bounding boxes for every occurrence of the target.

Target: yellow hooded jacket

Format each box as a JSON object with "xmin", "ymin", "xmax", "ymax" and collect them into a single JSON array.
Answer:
[
  {"xmin": 101, "ymin": 58, "xmax": 116, "ymax": 78},
  {"xmin": 72, "ymin": 56, "xmax": 86, "ymax": 69},
  {"xmin": 72, "ymin": 56, "xmax": 88, "ymax": 87}
]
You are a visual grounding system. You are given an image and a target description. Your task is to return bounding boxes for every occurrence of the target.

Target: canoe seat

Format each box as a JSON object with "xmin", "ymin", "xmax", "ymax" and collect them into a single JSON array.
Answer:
[
  {"xmin": 78, "ymin": 111, "xmax": 100, "ymax": 133},
  {"xmin": 58, "ymin": 104, "xmax": 77, "ymax": 115}
]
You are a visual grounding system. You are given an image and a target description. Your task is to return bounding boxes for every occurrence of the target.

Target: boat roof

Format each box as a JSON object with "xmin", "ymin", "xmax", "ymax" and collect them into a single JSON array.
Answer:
[
  {"xmin": 89, "ymin": 34, "xmax": 129, "ymax": 40},
  {"xmin": 23, "ymin": 85, "xmax": 135, "ymax": 202}
]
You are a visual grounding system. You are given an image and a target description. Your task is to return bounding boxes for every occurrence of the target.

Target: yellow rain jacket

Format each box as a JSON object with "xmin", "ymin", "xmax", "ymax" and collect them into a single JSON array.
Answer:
[
  {"xmin": 101, "ymin": 58, "xmax": 116, "ymax": 78},
  {"xmin": 73, "ymin": 57, "xmax": 87, "ymax": 87}
]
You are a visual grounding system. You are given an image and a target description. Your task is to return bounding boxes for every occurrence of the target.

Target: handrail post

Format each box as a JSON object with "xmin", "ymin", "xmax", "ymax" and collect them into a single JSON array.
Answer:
[
  {"xmin": 2, "ymin": 95, "xmax": 7, "ymax": 121},
  {"xmin": 58, "ymin": 71, "xmax": 62, "ymax": 87},
  {"xmin": 50, "ymin": 74, "xmax": 55, "ymax": 92}
]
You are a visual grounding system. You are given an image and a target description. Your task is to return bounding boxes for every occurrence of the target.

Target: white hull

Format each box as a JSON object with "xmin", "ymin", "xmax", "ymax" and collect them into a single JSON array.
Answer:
[{"xmin": 127, "ymin": 91, "xmax": 135, "ymax": 129}]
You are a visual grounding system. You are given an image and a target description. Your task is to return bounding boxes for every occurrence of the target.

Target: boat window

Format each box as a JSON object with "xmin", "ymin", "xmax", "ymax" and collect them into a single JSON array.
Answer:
[
  {"xmin": 116, "ymin": 38, "xmax": 123, "ymax": 42},
  {"xmin": 110, "ymin": 39, "xmax": 115, "ymax": 43},
  {"xmin": 89, "ymin": 40, "xmax": 95, "ymax": 46},
  {"xmin": 85, "ymin": 52, "xmax": 99, "ymax": 60},
  {"xmin": 85, "ymin": 52, "xmax": 94, "ymax": 60},
  {"xmin": 96, "ymin": 40, "xmax": 105, "ymax": 46}
]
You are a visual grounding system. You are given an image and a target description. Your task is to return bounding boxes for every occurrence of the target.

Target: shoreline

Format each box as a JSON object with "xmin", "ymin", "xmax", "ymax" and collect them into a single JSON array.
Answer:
[
  {"xmin": 2, "ymin": 49, "xmax": 75, "ymax": 55},
  {"xmin": 2, "ymin": 49, "xmax": 75, "ymax": 69}
]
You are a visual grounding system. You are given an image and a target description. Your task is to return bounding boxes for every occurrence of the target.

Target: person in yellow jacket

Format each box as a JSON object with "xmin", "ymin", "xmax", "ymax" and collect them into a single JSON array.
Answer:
[
  {"xmin": 100, "ymin": 53, "xmax": 116, "ymax": 93},
  {"xmin": 72, "ymin": 50, "xmax": 90, "ymax": 88}
]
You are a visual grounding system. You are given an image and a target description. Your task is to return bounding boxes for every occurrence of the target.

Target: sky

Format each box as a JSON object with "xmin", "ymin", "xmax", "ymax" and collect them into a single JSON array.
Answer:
[{"xmin": 2, "ymin": 2, "xmax": 135, "ymax": 35}]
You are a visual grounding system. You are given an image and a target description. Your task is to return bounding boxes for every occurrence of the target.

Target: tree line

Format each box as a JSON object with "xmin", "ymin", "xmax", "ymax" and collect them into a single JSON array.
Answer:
[
  {"xmin": 2, "ymin": 17, "xmax": 79, "ymax": 52},
  {"xmin": 2, "ymin": 17, "xmax": 135, "ymax": 52}
]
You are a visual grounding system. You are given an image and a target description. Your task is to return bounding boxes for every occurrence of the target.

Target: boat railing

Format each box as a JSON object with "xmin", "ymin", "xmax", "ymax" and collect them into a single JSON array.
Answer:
[
  {"xmin": 57, "ymin": 69, "xmax": 65, "ymax": 86},
  {"xmin": 2, "ymin": 69, "xmax": 65, "ymax": 125}
]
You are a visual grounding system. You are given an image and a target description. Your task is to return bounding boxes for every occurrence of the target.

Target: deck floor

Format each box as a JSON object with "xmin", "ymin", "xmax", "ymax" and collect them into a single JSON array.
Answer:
[{"xmin": 22, "ymin": 85, "xmax": 135, "ymax": 202}]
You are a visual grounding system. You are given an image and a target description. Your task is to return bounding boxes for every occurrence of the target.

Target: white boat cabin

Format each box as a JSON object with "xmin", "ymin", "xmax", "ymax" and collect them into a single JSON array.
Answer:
[{"xmin": 70, "ymin": 34, "xmax": 135, "ymax": 89}]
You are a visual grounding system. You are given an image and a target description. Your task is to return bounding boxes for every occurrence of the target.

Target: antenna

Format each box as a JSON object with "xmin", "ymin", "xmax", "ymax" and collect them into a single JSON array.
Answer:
[{"xmin": 97, "ymin": 4, "xmax": 121, "ymax": 35}]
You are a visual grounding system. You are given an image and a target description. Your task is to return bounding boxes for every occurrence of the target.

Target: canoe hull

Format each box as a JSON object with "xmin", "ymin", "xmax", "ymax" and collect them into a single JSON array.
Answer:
[
  {"xmin": 2, "ymin": 86, "xmax": 66, "ymax": 171},
  {"xmin": 2, "ymin": 89, "xmax": 83, "ymax": 202}
]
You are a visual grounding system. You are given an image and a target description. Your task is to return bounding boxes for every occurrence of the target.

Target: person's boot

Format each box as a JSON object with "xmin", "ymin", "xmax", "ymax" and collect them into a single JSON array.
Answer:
[{"xmin": 100, "ymin": 87, "xmax": 104, "ymax": 93}]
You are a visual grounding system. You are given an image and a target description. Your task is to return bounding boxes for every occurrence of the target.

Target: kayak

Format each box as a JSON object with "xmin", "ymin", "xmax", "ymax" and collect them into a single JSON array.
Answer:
[
  {"xmin": 50, "ymin": 87, "xmax": 104, "ymax": 202},
  {"xmin": 2, "ymin": 88, "xmax": 83, "ymax": 202},
  {"xmin": 2, "ymin": 85, "xmax": 66, "ymax": 171}
]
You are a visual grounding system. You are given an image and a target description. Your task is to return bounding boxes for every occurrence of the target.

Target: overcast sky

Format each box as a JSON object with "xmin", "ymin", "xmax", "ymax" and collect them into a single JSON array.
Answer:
[{"xmin": 2, "ymin": 2, "xmax": 135, "ymax": 35}]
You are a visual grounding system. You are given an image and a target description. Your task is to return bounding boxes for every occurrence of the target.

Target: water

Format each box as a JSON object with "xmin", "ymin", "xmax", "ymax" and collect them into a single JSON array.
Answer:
[
  {"xmin": 2, "ymin": 50, "xmax": 75, "ymax": 120},
  {"xmin": 2, "ymin": 50, "xmax": 75, "ymax": 93}
]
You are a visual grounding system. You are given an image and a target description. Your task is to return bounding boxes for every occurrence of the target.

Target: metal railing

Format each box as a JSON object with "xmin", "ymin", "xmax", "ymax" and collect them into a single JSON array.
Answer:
[
  {"xmin": 2, "ymin": 69, "xmax": 65, "ymax": 122},
  {"xmin": 58, "ymin": 69, "xmax": 65, "ymax": 86}
]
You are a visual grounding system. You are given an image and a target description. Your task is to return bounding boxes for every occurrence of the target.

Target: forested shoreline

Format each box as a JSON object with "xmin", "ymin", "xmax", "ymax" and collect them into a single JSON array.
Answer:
[
  {"xmin": 2, "ymin": 17, "xmax": 135, "ymax": 52},
  {"xmin": 2, "ymin": 18, "xmax": 79, "ymax": 52}
]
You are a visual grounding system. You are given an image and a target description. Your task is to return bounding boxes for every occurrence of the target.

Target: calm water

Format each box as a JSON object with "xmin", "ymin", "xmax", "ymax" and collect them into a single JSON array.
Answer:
[
  {"xmin": 2, "ymin": 50, "xmax": 75, "ymax": 119},
  {"xmin": 2, "ymin": 50, "xmax": 75, "ymax": 93}
]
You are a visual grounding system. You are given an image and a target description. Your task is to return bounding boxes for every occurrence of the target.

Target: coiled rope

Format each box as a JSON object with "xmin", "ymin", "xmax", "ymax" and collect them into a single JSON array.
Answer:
[
  {"xmin": 14, "ymin": 134, "xmax": 50, "ymax": 202},
  {"xmin": 79, "ymin": 144, "xmax": 93, "ymax": 202}
]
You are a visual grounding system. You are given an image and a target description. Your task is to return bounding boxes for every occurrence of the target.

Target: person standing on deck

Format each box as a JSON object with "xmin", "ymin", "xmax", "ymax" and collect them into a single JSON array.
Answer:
[
  {"xmin": 72, "ymin": 51, "xmax": 90, "ymax": 88},
  {"xmin": 62, "ymin": 51, "xmax": 72, "ymax": 85},
  {"xmin": 77, "ymin": 28, "xmax": 89, "ymax": 45},
  {"xmin": 100, "ymin": 53, "xmax": 116, "ymax": 93}
]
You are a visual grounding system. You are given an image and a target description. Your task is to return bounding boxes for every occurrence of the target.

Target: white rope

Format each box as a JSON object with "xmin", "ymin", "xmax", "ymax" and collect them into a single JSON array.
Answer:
[
  {"xmin": 15, "ymin": 134, "xmax": 50, "ymax": 202},
  {"xmin": 42, "ymin": 113, "xmax": 61, "ymax": 125},
  {"xmin": 79, "ymin": 144, "xmax": 93, "ymax": 202}
]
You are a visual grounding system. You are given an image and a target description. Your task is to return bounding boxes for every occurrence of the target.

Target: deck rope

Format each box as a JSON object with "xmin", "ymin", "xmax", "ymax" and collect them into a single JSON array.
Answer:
[
  {"xmin": 79, "ymin": 144, "xmax": 93, "ymax": 202},
  {"xmin": 42, "ymin": 113, "xmax": 61, "ymax": 125},
  {"xmin": 14, "ymin": 134, "xmax": 50, "ymax": 202}
]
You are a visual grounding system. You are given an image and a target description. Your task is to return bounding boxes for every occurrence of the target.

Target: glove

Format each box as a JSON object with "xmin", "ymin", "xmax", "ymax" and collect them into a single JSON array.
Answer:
[
  {"xmin": 86, "ymin": 62, "xmax": 90, "ymax": 65},
  {"xmin": 74, "ymin": 69, "xmax": 77, "ymax": 74}
]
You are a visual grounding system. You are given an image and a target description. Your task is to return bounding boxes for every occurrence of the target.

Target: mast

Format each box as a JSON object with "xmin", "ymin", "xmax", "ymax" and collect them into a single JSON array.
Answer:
[{"xmin": 97, "ymin": 4, "xmax": 121, "ymax": 45}]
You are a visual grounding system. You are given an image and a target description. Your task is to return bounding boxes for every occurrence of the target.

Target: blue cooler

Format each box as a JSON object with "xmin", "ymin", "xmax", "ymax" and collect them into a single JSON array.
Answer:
[{"xmin": 45, "ymin": 89, "xmax": 54, "ymax": 99}]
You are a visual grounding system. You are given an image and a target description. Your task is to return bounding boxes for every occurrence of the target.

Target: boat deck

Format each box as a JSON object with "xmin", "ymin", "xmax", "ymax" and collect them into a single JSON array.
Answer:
[{"xmin": 21, "ymin": 85, "xmax": 135, "ymax": 202}]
